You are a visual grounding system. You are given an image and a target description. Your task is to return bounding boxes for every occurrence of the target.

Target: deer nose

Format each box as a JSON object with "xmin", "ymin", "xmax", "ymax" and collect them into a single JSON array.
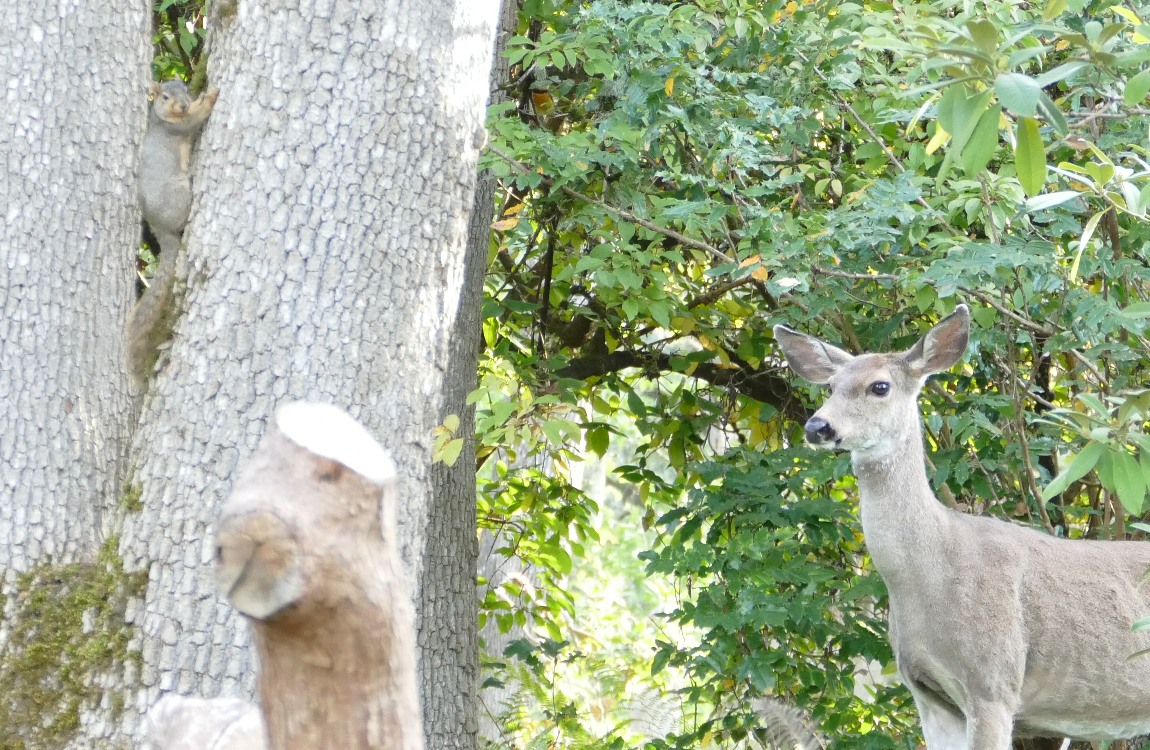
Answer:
[{"xmin": 804, "ymin": 416, "xmax": 836, "ymax": 445}]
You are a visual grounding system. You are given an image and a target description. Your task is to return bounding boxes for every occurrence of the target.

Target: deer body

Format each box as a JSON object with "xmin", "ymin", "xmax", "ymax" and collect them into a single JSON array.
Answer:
[{"xmin": 775, "ymin": 306, "xmax": 1150, "ymax": 749}]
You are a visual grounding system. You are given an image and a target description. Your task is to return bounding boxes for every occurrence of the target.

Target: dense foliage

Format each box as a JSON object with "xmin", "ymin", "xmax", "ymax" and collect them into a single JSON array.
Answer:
[{"xmin": 476, "ymin": 0, "xmax": 1150, "ymax": 747}]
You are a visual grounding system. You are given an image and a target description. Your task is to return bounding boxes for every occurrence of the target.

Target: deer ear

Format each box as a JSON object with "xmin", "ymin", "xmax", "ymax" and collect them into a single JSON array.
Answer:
[
  {"xmin": 774, "ymin": 325, "xmax": 854, "ymax": 384},
  {"xmin": 902, "ymin": 304, "xmax": 969, "ymax": 377}
]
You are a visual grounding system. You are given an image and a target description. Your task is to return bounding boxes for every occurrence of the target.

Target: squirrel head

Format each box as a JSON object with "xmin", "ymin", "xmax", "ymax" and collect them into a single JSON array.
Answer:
[{"xmin": 151, "ymin": 80, "xmax": 193, "ymax": 121}]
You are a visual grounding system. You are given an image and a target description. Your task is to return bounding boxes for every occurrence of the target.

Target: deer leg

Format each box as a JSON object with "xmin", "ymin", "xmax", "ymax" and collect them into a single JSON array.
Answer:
[
  {"xmin": 916, "ymin": 693, "xmax": 969, "ymax": 750},
  {"xmin": 966, "ymin": 702, "xmax": 1013, "ymax": 750}
]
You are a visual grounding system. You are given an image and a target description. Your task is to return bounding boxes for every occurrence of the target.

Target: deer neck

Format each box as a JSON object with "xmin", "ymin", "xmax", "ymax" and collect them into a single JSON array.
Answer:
[{"xmin": 851, "ymin": 423, "xmax": 950, "ymax": 584}]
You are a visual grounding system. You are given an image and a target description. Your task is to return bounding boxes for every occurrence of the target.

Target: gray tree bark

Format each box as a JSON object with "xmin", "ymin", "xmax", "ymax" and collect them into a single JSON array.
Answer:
[
  {"xmin": 0, "ymin": 1, "xmax": 150, "ymax": 747},
  {"xmin": 116, "ymin": 1, "xmax": 499, "ymax": 748},
  {"xmin": 466, "ymin": 3, "xmax": 534, "ymax": 745}
]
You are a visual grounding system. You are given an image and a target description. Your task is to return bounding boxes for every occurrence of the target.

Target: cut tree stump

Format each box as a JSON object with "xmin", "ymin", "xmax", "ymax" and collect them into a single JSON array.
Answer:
[{"xmin": 214, "ymin": 402, "xmax": 423, "ymax": 750}]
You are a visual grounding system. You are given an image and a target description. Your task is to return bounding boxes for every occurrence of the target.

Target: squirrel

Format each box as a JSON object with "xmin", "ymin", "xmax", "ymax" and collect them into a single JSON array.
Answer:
[{"xmin": 126, "ymin": 79, "xmax": 218, "ymax": 383}]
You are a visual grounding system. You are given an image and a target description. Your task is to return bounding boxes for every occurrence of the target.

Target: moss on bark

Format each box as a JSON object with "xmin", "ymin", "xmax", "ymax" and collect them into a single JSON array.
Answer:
[{"xmin": 0, "ymin": 536, "xmax": 147, "ymax": 749}]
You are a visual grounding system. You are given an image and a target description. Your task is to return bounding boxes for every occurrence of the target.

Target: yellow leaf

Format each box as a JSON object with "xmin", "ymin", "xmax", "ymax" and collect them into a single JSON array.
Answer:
[
  {"xmin": 491, "ymin": 217, "xmax": 519, "ymax": 231},
  {"xmin": 925, "ymin": 124, "xmax": 951, "ymax": 155},
  {"xmin": 739, "ymin": 255, "xmax": 761, "ymax": 268},
  {"xmin": 531, "ymin": 91, "xmax": 554, "ymax": 113},
  {"xmin": 1111, "ymin": 6, "xmax": 1141, "ymax": 24},
  {"xmin": 665, "ymin": 77, "xmax": 675, "ymax": 96},
  {"xmin": 503, "ymin": 203, "xmax": 525, "ymax": 215},
  {"xmin": 751, "ymin": 267, "xmax": 769, "ymax": 281}
]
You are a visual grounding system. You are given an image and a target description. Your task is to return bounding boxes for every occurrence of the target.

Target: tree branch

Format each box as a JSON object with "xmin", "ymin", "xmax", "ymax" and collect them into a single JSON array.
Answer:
[{"xmin": 554, "ymin": 349, "xmax": 808, "ymax": 422}]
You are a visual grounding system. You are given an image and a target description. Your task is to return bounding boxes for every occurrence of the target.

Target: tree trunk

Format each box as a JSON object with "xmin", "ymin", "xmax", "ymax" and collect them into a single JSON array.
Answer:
[
  {"xmin": 116, "ymin": 1, "xmax": 500, "ymax": 748},
  {"xmin": 469, "ymin": 1, "xmax": 519, "ymax": 746},
  {"xmin": 0, "ymin": 1, "xmax": 149, "ymax": 747}
]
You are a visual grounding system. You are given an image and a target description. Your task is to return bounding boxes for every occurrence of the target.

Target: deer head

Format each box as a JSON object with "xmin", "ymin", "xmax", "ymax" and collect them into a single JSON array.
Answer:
[{"xmin": 773, "ymin": 306, "xmax": 970, "ymax": 463}]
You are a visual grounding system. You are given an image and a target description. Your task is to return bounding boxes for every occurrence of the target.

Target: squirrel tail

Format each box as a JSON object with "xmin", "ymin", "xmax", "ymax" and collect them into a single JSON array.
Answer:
[
  {"xmin": 752, "ymin": 698, "xmax": 826, "ymax": 750},
  {"xmin": 126, "ymin": 229, "xmax": 183, "ymax": 384}
]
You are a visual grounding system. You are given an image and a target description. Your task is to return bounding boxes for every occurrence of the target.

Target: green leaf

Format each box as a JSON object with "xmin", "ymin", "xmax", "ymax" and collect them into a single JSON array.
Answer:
[
  {"xmin": 1116, "ymin": 47, "xmax": 1150, "ymax": 68},
  {"xmin": 961, "ymin": 104, "xmax": 1002, "ymax": 177},
  {"xmin": 1096, "ymin": 447, "xmax": 1115, "ymax": 490},
  {"xmin": 938, "ymin": 86, "xmax": 994, "ymax": 158},
  {"xmin": 1036, "ymin": 92, "xmax": 1069, "ymax": 138},
  {"xmin": 1084, "ymin": 161, "xmax": 1115, "ymax": 185},
  {"xmin": 995, "ymin": 73, "xmax": 1042, "ymax": 117},
  {"xmin": 966, "ymin": 20, "xmax": 1000, "ymax": 56},
  {"xmin": 1007, "ymin": 45, "xmax": 1051, "ymax": 70},
  {"xmin": 1124, "ymin": 69, "xmax": 1150, "ymax": 106},
  {"xmin": 1108, "ymin": 449, "xmax": 1146, "ymax": 515},
  {"xmin": 1034, "ymin": 61, "xmax": 1088, "ymax": 88},
  {"xmin": 1024, "ymin": 190, "xmax": 1080, "ymax": 212},
  {"xmin": 1043, "ymin": 0, "xmax": 1068, "ymax": 20},
  {"xmin": 1138, "ymin": 452, "xmax": 1150, "ymax": 515},
  {"xmin": 1015, "ymin": 117, "xmax": 1047, "ymax": 197},
  {"xmin": 1078, "ymin": 393, "xmax": 1110, "ymax": 418},
  {"xmin": 1123, "ymin": 302, "xmax": 1150, "ymax": 319},
  {"xmin": 1042, "ymin": 442, "xmax": 1105, "ymax": 500},
  {"xmin": 541, "ymin": 418, "xmax": 579, "ymax": 444},
  {"xmin": 586, "ymin": 425, "xmax": 610, "ymax": 458},
  {"xmin": 650, "ymin": 646, "xmax": 671, "ymax": 676}
]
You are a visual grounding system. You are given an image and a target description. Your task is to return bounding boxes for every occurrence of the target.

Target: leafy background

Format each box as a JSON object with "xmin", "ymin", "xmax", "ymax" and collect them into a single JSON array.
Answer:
[{"xmin": 474, "ymin": 0, "xmax": 1150, "ymax": 747}]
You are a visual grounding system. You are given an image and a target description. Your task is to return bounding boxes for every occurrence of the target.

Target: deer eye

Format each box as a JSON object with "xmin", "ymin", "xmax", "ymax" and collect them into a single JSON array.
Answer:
[{"xmin": 869, "ymin": 381, "xmax": 890, "ymax": 397}]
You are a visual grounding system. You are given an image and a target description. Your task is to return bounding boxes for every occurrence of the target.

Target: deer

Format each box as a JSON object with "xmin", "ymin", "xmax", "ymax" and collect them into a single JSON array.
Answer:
[{"xmin": 773, "ymin": 304, "xmax": 1150, "ymax": 750}]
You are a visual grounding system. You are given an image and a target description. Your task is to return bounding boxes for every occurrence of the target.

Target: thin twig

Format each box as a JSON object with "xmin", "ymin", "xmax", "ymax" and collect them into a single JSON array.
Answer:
[
  {"xmin": 812, "ymin": 265, "xmax": 899, "ymax": 281},
  {"xmin": 1000, "ymin": 334, "xmax": 1056, "ymax": 534},
  {"xmin": 1065, "ymin": 108, "xmax": 1150, "ymax": 120},
  {"xmin": 1067, "ymin": 348, "xmax": 1106, "ymax": 386},
  {"xmin": 686, "ymin": 275, "xmax": 756, "ymax": 309},
  {"xmin": 958, "ymin": 287, "xmax": 1055, "ymax": 336}
]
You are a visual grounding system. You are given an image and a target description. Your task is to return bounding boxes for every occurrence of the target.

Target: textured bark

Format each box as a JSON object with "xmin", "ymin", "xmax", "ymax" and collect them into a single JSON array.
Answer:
[
  {"xmin": 0, "ymin": 3, "xmax": 146, "ymax": 562},
  {"xmin": 117, "ymin": 1, "xmax": 500, "ymax": 748},
  {"xmin": 0, "ymin": 1, "xmax": 149, "ymax": 747},
  {"xmin": 467, "ymin": 4, "xmax": 522, "ymax": 744}
]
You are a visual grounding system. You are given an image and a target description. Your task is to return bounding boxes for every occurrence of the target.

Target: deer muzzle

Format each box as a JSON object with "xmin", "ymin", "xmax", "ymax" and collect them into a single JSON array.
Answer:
[{"xmin": 804, "ymin": 416, "xmax": 837, "ymax": 447}]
